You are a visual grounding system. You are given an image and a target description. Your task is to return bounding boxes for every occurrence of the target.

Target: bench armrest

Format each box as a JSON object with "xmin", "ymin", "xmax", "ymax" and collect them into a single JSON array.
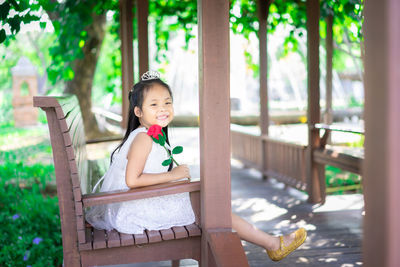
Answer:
[{"xmin": 82, "ymin": 180, "xmax": 200, "ymax": 207}]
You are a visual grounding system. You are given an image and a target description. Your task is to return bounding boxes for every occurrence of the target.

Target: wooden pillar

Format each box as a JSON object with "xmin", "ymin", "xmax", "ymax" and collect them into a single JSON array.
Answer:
[
  {"xmin": 258, "ymin": 0, "xmax": 269, "ymax": 136},
  {"xmin": 258, "ymin": 0, "xmax": 270, "ymax": 180},
  {"xmin": 324, "ymin": 15, "xmax": 333, "ymax": 127},
  {"xmin": 363, "ymin": 0, "xmax": 400, "ymax": 266},
  {"xmin": 198, "ymin": 0, "xmax": 248, "ymax": 266},
  {"xmin": 306, "ymin": 0, "xmax": 325, "ymax": 203},
  {"xmin": 137, "ymin": 0, "xmax": 149, "ymax": 75},
  {"xmin": 120, "ymin": 0, "xmax": 134, "ymax": 128}
]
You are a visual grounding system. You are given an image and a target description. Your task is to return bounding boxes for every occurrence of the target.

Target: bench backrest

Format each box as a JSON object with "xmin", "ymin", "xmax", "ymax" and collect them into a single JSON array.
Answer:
[
  {"xmin": 34, "ymin": 95, "xmax": 95, "ymax": 248},
  {"xmin": 57, "ymin": 96, "xmax": 95, "ymax": 194}
]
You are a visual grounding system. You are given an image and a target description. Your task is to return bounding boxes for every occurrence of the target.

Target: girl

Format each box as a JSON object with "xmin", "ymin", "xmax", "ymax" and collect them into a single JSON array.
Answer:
[{"xmin": 86, "ymin": 71, "xmax": 307, "ymax": 262}]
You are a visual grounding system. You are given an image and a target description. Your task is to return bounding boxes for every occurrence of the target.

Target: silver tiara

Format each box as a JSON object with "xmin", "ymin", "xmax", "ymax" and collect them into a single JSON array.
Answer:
[{"xmin": 141, "ymin": 70, "xmax": 160, "ymax": 81}]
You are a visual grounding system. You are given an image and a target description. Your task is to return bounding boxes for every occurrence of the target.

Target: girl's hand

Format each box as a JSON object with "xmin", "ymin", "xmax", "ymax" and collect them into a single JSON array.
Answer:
[{"xmin": 170, "ymin": 164, "xmax": 191, "ymax": 180}]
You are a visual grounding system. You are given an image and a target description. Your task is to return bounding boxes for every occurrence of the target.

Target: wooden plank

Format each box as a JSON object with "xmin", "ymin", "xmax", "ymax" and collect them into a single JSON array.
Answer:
[
  {"xmin": 207, "ymin": 230, "xmax": 249, "ymax": 267},
  {"xmin": 33, "ymin": 96, "xmax": 61, "ymax": 108},
  {"xmin": 78, "ymin": 228, "xmax": 93, "ymax": 251},
  {"xmin": 160, "ymin": 228, "xmax": 174, "ymax": 241},
  {"xmin": 185, "ymin": 224, "xmax": 201, "ymax": 237},
  {"xmin": 73, "ymin": 187, "xmax": 82, "ymax": 201},
  {"xmin": 146, "ymin": 230, "xmax": 162, "ymax": 243},
  {"xmin": 120, "ymin": 233, "xmax": 134, "ymax": 246},
  {"xmin": 80, "ymin": 237, "xmax": 201, "ymax": 266},
  {"xmin": 93, "ymin": 228, "xmax": 107, "ymax": 249},
  {"xmin": 134, "ymin": 231, "xmax": 148, "ymax": 245},
  {"xmin": 77, "ymin": 229, "xmax": 86, "ymax": 244},
  {"xmin": 65, "ymin": 145, "xmax": 75, "ymax": 161},
  {"xmin": 71, "ymin": 173, "xmax": 80, "ymax": 188},
  {"xmin": 58, "ymin": 116, "xmax": 69, "ymax": 133},
  {"xmin": 82, "ymin": 181, "xmax": 200, "ymax": 207},
  {"xmin": 63, "ymin": 132, "xmax": 72, "ymax": 147},
  {"xmin": 106, "ymin": 230, "xmax": 121, "ymax": 248},
  {"xmin": 172, "ymin": 226, "xmax": 188, "ymax": 239},
  {"xmin": 74, "ymin": 201, "xmax": 83, "ymax": 215},
  {"xmin": 76, "ymin": 215, "xmax": 85, "ymax": 230},
  {"xmin": 313, "ymin": 149, "xmax": 362, "ymax": 174}
]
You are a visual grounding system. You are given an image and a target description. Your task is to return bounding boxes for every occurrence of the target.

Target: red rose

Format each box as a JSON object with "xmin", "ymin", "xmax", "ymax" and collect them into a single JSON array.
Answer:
[{"xmin": 147, "ymin": 124, "xmax": 163, "ymax": 140}]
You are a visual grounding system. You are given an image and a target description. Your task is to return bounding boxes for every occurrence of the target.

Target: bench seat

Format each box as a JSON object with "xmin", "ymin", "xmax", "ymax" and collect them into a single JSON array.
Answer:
[{"xmin": 79, "ymin": 223, "xmax": 202, "ymax": 251}]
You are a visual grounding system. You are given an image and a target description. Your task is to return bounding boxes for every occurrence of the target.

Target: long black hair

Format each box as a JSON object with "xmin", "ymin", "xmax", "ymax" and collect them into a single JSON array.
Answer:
[{"xmin": 111, "ymin": 78, "xmax": 173, "ymax": 171}]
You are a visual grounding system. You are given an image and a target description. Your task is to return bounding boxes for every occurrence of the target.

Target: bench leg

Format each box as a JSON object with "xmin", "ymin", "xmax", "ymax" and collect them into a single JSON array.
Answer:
[{"xmin": 171, "ymin": 259, "xmax": 180, "ymax": 267}]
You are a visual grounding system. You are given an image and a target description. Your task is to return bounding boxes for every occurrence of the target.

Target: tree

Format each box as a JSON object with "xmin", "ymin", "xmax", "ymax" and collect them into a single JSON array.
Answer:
[{"xmin": 1, "ymin": 0, "xmax": 116, "ymax": 139}]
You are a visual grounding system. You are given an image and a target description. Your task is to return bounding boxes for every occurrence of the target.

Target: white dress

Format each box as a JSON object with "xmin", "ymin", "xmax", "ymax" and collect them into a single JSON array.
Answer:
[{"xmin": 85, "ymin": 127, "xmax": 195, "ymax": 234}]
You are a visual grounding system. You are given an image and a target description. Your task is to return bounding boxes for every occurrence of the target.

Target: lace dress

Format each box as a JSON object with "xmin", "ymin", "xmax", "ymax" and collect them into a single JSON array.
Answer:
[{"xmin": 85, "ymin": 127, "xmax": 195, "ymax": 234}]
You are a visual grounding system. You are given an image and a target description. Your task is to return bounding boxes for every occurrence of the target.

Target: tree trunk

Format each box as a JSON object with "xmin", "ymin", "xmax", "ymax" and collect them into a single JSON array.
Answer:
[{"xmin": 64, "ymin": 12, "xmax": 107, "ymax": 140}]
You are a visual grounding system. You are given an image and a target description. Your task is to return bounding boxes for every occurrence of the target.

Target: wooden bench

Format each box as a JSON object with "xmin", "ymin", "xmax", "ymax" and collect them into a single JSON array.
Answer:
[
  {"xmin": 313, "ymin": 123, "xmax": 364, "ymax": 175},
  {"xmin": 34, "ymin": 95, "xmax": 202, "ymax": 267}
]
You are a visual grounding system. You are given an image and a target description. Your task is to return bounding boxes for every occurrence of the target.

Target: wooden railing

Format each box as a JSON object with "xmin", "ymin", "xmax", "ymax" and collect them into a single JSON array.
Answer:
[
  {"xmin": 231, "ymin": 131, "xmax": 263, "ymax": 170},
  {"xmin": 262, "ymin": 136, "xmax": 307, "ymax": 191},
  {"xmin": 231, "ymin": 124, "xmax": 364, "ymax": 203},
  {"xmin": 231, "ymin": 130, "xmax": 307, "ymax": 192}
]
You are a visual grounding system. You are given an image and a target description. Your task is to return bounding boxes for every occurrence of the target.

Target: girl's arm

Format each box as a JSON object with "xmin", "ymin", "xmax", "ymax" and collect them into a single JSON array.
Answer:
[{"xmin": 125, "ymin": 132, "xmax": 190, "ymax": 188}]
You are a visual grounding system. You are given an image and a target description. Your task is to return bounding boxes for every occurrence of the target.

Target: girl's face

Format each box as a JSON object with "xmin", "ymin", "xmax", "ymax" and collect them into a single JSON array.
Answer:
[{"xmin": 134, "ymin": 84, "xmax": 174, "ymax": 128}]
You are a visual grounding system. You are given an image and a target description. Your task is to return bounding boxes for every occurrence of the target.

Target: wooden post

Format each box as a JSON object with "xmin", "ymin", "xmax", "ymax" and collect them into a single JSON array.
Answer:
[
  {"xmin": 198, "ymin": 0, "xmax": 248, "ymax": 266},
  {"xmin": 258, "ymin": 0, "xmax": 270, "ymax": 180},
  {"xmin": 120, "ymin": 0, "xmax": 134, "ymax": 128},
  {"xmin": 306, "ymin": 0, "xmax": 325, "ymax": 203},
  {"xmin": 137, "ymin": 0, "xmax": 149, "ymax": 75},
  {"xmin": 325, "ymin": 15, "xmax": 333, "ymax": 128},
  {"xmin": 363, "ymin": 0, "xmax": 400, "ymax": 266}
]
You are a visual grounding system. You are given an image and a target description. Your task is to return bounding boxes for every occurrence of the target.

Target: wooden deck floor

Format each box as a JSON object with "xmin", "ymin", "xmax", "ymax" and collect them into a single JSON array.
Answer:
[
  {"xmin": 230, "ymin": 163, "xmax": 363, "ymax": 267},
  {"xmin": 110, "ymin": 162, "xmax": 363, "ymax": 267}
]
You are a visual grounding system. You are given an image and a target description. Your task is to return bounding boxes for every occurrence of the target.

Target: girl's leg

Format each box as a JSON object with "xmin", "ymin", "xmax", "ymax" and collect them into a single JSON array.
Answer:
[{"xmin": 231, "ymin": 212, "xmax": 295, "ymax": 251}]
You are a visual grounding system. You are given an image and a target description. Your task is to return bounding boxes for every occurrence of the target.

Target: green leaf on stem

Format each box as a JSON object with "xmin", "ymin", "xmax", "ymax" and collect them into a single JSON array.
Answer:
[
  {"xmin": 152, "ymin": 137, "xmax": 159, "ymax": 144},
  {"xmin": 162, "ymin": 158, "xmax": 172, "ymax": 166},
  {"xmin": 172, "ymin": 146, "xmax": 183, "ymax": 154}
]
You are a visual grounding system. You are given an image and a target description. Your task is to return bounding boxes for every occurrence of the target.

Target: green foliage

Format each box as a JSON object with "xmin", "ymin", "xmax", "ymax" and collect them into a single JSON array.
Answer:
[
  {"xmin": 0, "ymin": 182, "xmax": 62, "ymax": 266},
  {"xmin": 0, "ymin": 91, "xmax": 14, "ymax": 127},
  {"xmin": 0, "ymin": 126, "xmax": 61, "ymax": 266},
  {"xmin": 325, "ymin": 165, "xmax": 362, "ymax": 194},
  {"xmin": 346, "ymin": 135, "xmax": 364, "ymax": 148},
  {"xmin": 0, "ymin": 0, "xmax": 41, "ymax": 44},
  {"xmin": 43, "ymin": 0, "xmax": 119, "ymax": 85},
  {"xmin": 149, "ymin": 0, "xmax": 197, "ymax": 62}
]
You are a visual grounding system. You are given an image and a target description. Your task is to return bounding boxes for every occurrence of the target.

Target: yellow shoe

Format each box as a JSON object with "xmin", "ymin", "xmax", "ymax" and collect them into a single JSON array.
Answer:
[{"xmin": 266, "ymin": 228, "xmax": 307, "ymax": 261}]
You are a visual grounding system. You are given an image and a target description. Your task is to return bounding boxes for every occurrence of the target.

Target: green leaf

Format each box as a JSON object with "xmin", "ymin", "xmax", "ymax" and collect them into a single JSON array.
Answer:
[
  {"xmin": 0, "ymin": 29, "xmax": 6, "ymax": 44},
  {"xmin": 39, "ymin": 22, "xmax": 46, "ymax": 29},
  {"xmin": 152, "ymin": 137, "xmax": 160, "ymax": 144},
  {"xmin": 0, "ymin": 2, "xmax": 11, "ymax": 20},
  {"xmin": 162, "ymin": 158, "xmax": 172, "ymax": 166},
  {"xmin": 8, "ymin": 16, "xmax": 21, "ymax": 34},
  {"xmin": 172, "ymin": 146, "xmax": 183, "ymax": 155}
]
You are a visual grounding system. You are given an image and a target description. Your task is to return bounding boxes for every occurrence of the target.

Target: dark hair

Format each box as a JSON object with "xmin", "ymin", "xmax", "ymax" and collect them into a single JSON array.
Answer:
[{"xmin": 111, "ymin": 78, "xmax": 173, "ymax": 171}]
